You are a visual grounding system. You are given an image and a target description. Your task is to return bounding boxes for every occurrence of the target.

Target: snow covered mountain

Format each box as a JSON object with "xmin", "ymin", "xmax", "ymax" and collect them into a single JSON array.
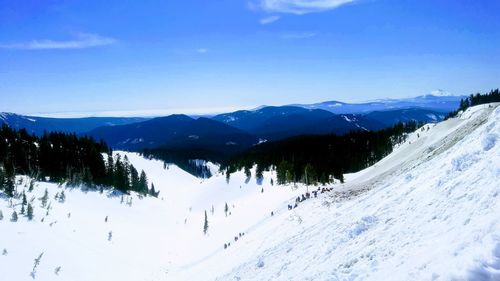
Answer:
[
  {"xmin": 290, "ymin": 93, "xmax": 464, "ymax": 114},
  {"xmin": 0, "ymin": 103, "xmax": 498, "ymax": 281},
  {"xmin": 0, "ymin": 112, "xmax": 148, "ymax": 135}
]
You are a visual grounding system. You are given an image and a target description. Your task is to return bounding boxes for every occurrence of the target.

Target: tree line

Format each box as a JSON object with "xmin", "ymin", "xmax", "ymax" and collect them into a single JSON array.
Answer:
[
  {"xmin": 447, "ymin": 89, "xmax": 500, "ymax": 119},
  {"xmin": 221, "ymin": 121, "xmax": 421, "ymax": 185},
  {"xmin": 0, "ymin": 125, "xmax": 156, "ymax": 197}
]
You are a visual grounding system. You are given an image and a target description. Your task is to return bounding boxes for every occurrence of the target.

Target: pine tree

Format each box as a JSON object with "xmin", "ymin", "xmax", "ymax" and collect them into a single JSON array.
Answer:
[
  {"xmin": 4, "ymin": 162, "xmax": 15, "ymax": 197},
  {"xmin": 0, "ymin": 165, "xmax": 5, "ymax": 191},
  {"xmin": 0, "ymin": 210, "xmax": 3, "ymax": 221},
  {"xmin": 27, "ymin": 203, "xmax": 34, "ymax": 220},
  {"xmin": 203, "ymin": 210, "xmax": 209, "ymax": 235},
  {"xmin": 224, "ymin": 202, "xmax": 229, "ymax": 217},
  {"xmin": 139, "ymin": 170, "xmax": 148, "ymax": 194},
  {"xmin": 28, "ymin": 179, "xmax": 35, "ymax": 192},
  {"xmin": 40, "ymin": 188, "xmax": 49, "ymax": 208},
  {"xmin": 59, "ymin": 190, "xmax": 66, "ymax": 203},
  {"xmin": 149, "ymin": 183, "xmax": 158, "ymax": 197},
  {"xmin": 20, "ymin": 192, "xmax": 27, "ymax": 214},
  {"xmin": 129, "ymin": 165, "xmax": 139, "ymax": 192}
]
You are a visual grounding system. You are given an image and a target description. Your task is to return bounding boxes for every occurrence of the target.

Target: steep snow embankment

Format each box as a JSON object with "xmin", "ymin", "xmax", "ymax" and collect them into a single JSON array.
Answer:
[{"xmin": 172, "ymin": 104, "xmax": 500, "ymax": 281}]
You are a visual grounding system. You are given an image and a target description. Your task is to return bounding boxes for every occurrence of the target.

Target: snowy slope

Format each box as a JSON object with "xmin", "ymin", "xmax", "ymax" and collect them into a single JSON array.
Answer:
[
  {"xmin": 1, "ymin": 104, "xmax": 499, "ymax": 281},
  {"xmin": 172, "ymin": 103, "xmax": 500, "ymax": 281},
  {"xmin": 0, "ymin": 154, "xmax": 310, "ymax": 281}
]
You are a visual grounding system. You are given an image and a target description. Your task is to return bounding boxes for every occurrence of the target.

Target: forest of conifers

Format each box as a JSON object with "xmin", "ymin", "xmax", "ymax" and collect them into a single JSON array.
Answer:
[{"xmin": 0, "ymin": 126, "xmax": 156, "ymax": 197}]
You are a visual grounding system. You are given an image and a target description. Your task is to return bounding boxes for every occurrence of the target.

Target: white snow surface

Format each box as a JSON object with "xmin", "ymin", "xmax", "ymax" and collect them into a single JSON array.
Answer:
[{"xmin": 0, "ymin": 103, "xmax": 499, "ymax": 281}]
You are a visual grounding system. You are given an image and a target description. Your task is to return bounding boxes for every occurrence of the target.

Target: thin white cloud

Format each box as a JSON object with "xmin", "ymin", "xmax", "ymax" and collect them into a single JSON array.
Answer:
[
  {"xmin": 197, "ymin": 48, "xmax": 209, "ymax": 54},
  {"xmin": 259, "ymin": 15, "xmax": 281, "ymax": 24},
  {"xmin": 30, "ymin": 106, "xmax": 257, "ymax": 118},
  {"xmin": 260, "ymin": 0, "xmax": 355, "ymax": 15},
  {"xmin": 0, "ymin": 33, "xmax": 116, "ymax": 50},
  {"xmin": 280, "ymin": 31, "xmax": 318, "ymax": 39}
]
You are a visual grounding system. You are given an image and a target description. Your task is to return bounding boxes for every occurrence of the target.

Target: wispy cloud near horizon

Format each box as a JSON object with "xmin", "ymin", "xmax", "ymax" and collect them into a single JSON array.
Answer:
[
  {"xmin": 259, "ymin": 15, "xmax": 281, "ymax": 24},
  {"xmin": 0, "ymin": 33, "xmax": 116, "ymax": 50},
  {"xmin": 197, "ymin": 48, "xmax": 209, "ymax": 54},
  {"xmin": 259, "ymin": 0, "xmax": 355, "ymax": 15},
  {"xmin": 280, "ymin": 31, "xmax": 318, "ymax": 39}
]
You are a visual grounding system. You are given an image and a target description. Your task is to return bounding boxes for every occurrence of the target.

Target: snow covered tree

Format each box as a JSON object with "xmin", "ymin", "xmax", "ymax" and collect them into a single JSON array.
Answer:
[
  {"xmin": 244, "ymin": 166, "xmax": 251, "ymax": 183},
  {"xmin": 59, "ymin": 190, "xmax": 66, "ymax": 203},
  {"xmin": 40, "ymin": 188, "xmax": 49, "ymax": 208},
  {"xmin": 0, "ymin": 210, "xmax": 3, "ymax": 220},
  {"xmin": 224, "ymin": 202, "xmax": 229, "ymax": 217},
  {"xmin": 203, "ymin": 210, "xmax": 209, "ymax": 235},
  {"xmin": 31, "ymin": 252, "xmax": 44, "ymax": 279}
]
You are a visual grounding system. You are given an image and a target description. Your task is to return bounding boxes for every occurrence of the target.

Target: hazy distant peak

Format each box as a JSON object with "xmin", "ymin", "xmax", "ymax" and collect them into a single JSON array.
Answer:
[{"xmin": 427, "ymin": 89, "xmax": 454, "ymax": 97}]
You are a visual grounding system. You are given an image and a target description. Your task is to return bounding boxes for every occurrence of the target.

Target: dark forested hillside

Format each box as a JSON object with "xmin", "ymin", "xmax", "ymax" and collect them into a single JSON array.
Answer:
[
  {"xmin": 222, "ymin": 121, "xmax": 421, "ymax": 185},
  {"xmin": 0, "ymin": 125, "xmax": 155, "ymax": 197},
  {"xmin": 0, "ymin": 113, "xmax": 147, "ymax": 135},
  {"xmin": 87, "ymin": 115, "xmax": 258, "ymax": 151},
  {"xmin": 447, "ymin": 89, "xmax": 500, "ymax": 118},
  {"xmin": 363, "ymin": 108, "xmax": 446, "ymax": 127}
]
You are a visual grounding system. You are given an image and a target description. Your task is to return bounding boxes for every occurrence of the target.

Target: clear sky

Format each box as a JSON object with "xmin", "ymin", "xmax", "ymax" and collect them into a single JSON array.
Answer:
[{"xmin": 0, "ymin": 0, "xmax": 499, "ymax": 117}]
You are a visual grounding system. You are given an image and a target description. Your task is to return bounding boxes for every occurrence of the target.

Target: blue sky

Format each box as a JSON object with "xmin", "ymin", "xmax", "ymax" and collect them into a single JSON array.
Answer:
[{"xmin": 0, "ymin": 0, "xmax": 499, "ymax": 117}]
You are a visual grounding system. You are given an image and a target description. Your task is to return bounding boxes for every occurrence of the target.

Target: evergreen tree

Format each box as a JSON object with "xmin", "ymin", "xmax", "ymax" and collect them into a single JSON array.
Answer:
[
  {"xmin": 11, "ymin": 210, "xmax": 18, "ymax": 222},
  {"xmin": 149, "ymin": 183, "xmax": 158, "ymax": 197},
  {"xmin": 28, "ymin": 180, "xmax": 34, "ymax": 192},
  {"xmin": 40, "ymin": 188, "xmax": 49, "ymax": 208},
  {"xmin": 224, "ymin": 202, "xmax": 229, "ymax": 217},
  {"xmin": 4, "ymin": 162, "xmax": 15, "ymax": 197},
  {"xmin": 59, "ymin": 190, "xmax": 66, "ymax": 203},
  {"xmin": 0, "ymin": 210, "xmax": 3, "ymax": 221},
  {"xmin": 129, "ymin": 165, "xmax": 140, "ymax": 192},
  {"xmin": 139, "ymin": 170, "xmax": 148, "ymax": 194},
  {"xmin": 0, "ymin": 165, "xmax": 5, "ymax": 191},
  {"xmin": 203, "ymin": 210, "xmax": 209, "ymax": 235},
  {"xmin": 27, "ymin": 203, "xmax": 34, "ymax": 220},
  {"xmin": 21, "ymin": 192, "xmax": 27, "ymax": 214}
]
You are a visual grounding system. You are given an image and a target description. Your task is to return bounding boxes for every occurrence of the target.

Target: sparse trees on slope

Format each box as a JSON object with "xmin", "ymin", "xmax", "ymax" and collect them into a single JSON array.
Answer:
[{"xmin": 203, "ymin": 210, "xmax": 209, "ymax": 235}]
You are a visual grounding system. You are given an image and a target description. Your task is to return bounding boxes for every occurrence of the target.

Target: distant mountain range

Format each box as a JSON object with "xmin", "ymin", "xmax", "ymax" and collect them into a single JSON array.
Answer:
[
  {"xmin": 1, "ymin": 93, "xmax": 463, "ymax": 153},
  {"xmin": 0, "ymin": 113, "xmax": 148, "ymax": 135},
  {"xmin": 289, "ymin": 92, "xmax": 464, "ymax": 114},
  {"xmin": 86, "ymin": 115, "xmax": 257, "ymax": 153},
  {"xmin": 212, "ymin": 106, "xmax": 384, "ymax": 141}
]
